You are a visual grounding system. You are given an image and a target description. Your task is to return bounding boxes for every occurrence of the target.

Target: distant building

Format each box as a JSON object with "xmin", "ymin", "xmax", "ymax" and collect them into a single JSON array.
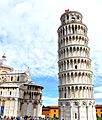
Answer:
[
  {"xmin": 42, "ymin": 105, "xmax": 101, "ymax": 119},
  {"xmin": 96, "ymin": 104, "xmax": 102, "ymax": 119},
  {"xmin": 57, "ymin": 10, "xmax": 96, "ymax": 120},
  {"xmin": 0, "ymin": 55, "xmax": 43, "ymax": 117},
  {"xmin": 42, "ymin": 106, "xmax": 59, "ymax": 118}
]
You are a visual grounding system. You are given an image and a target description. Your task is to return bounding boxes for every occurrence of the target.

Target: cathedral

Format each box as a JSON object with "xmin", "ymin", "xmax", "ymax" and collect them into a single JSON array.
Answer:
[
  {"xmin": 57, "ymin": 10, "xmax": 96, "ymax": 120},
  {"xmin": 0, "ymin": 54, "xmax": 43, "ymax": 117}
]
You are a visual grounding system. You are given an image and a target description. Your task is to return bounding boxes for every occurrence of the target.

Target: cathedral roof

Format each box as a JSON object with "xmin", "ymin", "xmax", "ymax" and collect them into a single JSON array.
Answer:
[
  {"xmin": 24, "ymin": 81, "xmax": 44, "ymax": 89},
  {"xmin": 0, "ymin": 82, "xmax": 43, "ymax": 89}
]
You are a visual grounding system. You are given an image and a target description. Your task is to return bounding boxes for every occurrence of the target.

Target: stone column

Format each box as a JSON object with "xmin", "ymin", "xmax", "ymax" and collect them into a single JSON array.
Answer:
[
  {"xmin": 86, "ymin": 105, "xmax": 88, "ymax": 120},
  {"xmin": 59, "ymin": 106, "xmax": 61, "ymax": 120},
  {"xmin": 60, "ymin": 105, "xmax": 64, "ymax": 120},
  {"xmin": 37, "ymin": 103, "xmax": 42, "ymax": 117},
  {"xmin": 78, "ymin": 105, "xmax": 81, "ymax": 120},
  {"xmin": 36, "ymin": 103, "xmax": 39, "ymax": 117},
  {"xmin": 92, "ymin": 104, "xmax": 96, "ymax": 120},
  {"xmin": 70, "ymin": 105, "xmax": 72, "ymax": 119},
  {"xmin": 17, "ymin": 99, "xmax": 21, "ymax": 116},
  {"xmin": 63, "ymin": 105, "xmax": 66, "ymax": 120}
]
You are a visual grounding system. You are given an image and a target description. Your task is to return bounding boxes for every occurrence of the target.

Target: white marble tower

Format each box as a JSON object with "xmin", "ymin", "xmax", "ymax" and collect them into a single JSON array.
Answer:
[{"xmin": 57, "ymin": 10, "xmax": 96, "ymax": 120}]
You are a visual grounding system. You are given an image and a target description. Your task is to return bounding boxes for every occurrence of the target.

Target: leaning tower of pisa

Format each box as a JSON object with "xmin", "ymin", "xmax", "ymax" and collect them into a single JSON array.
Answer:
[{"xmin": 57, "ymin": 10, "xmax": 96, "ymax": 120}]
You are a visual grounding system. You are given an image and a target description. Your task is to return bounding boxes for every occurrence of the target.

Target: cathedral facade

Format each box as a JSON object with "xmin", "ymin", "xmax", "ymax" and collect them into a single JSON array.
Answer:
[
  {"xmin": 0, "ymin": 55, "xmax": 43, "ymax": 117},
  {"xmin": 57, "ymin": 10, "xmax": 96, "ymax": 120}
]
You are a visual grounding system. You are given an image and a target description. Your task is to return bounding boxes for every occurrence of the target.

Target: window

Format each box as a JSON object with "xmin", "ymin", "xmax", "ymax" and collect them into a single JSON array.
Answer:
[
  {"xmin": 10, "ymin": 91, "xmax": 11, "ymax": 95},
  {"xmin": 63, "ymin": 28, "xmax": 64, "ymax": 35},
  {"xmin": 1, "ymin": 91, "xmax": 2, "ymax": 95},
  {"xmin": 11, "ymin": 76, "xmax": 13, "ymax": 81},
  {"xmin": 32, "ymin": 92, "xmax": 33, "ymax": 98},
  {"xmin": 54, "ymin": 110, "xmax": 56, "ymax": 112},
  {"xmin": 54, "ymin": 114, "xmax": 56, "ymax": 118},
  {"xmin": 67, "ymin": 15, "xmax": 69, "ymax": 20},
  {"xmin": 101, "ymin": 110, "xmax": 102, "ymax": 112},
  {"xmin": 17, "ymin": 76, "xmax": 19, "ymax": 81},
  {"xmin": 64, "ymin": 93, "xmax": 66, "ymax": 98},
  {"xmin": 72, "ymin": 25, "xmax": 75, "ymax": 33},
  {"xmin": 29, "ymin": 92, "xmax": 31, "ymax": 99},
  {"xmin": 77, "ymin": 15, "xmax": 79, "ymax": 19},
  {"xmin": 75, "ymin": 65, "xmax": 77, "ymax": 69},
  {"xmin": 75, "ymin": 113, "xmax": 77, "ymax": 119}
]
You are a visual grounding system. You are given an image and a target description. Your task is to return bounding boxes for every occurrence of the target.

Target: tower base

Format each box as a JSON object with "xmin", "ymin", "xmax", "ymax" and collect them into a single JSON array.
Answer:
[{"xmin": 59, "ymin": 99, "xmax": 96, "ymax": 120}]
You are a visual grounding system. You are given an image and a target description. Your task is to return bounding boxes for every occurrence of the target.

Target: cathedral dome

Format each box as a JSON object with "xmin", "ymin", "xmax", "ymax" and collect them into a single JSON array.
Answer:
[{"xmin": 0, "ymin": 54, "xmax": 13, "ymax": 73}]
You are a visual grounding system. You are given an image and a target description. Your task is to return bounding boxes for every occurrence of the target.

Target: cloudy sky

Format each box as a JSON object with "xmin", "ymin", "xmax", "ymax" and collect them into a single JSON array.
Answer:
[{"xmin": 0, "ymin": 0, "xmax": 102, "ymax": 106}]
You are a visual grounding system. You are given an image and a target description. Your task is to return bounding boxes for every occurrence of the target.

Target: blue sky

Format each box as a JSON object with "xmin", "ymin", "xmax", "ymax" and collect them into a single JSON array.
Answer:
[{"xmin": 0, "ymin": 0, "xmax": 102, "ymax": 106}]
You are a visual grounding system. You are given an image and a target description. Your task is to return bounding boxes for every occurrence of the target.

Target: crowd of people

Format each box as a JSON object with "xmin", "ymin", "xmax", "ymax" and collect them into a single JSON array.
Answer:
[
  {"xmin": 0, "ymin": 116, "xmax": 56, "ymax": 120},
  {"xmin": 0, "ymin": 116, "xmax": 49, "ymax": 120}
]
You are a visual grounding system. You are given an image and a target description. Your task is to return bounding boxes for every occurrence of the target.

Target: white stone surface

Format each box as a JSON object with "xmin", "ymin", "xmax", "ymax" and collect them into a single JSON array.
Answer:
[
  {"xmin": 0, "ymin": 55, "xmax": 43, "ymax": 117},
  {"xmin": 58, "ymin": 11, "xmax": 96, "ymax": 120}
]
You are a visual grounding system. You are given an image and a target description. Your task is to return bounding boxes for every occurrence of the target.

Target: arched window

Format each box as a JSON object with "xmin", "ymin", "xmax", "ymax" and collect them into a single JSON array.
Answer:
[
  {"xmin": 63, "ymin": 27, "xmax": 64, "ymax": 35},
  {"xmin": 64, "ymin": 93, "xmax": 66, "ymax": 98},
  {"xmin": 10, "ymin": 91, "xmax": 12, "ymax": 95},
  {"xmin": 17, "ymin": 76, "xmax": 19, "ymax": 81},
  {"xmin": 75, "ymin": 113, "xmax": 77, "ymax": 119},
  {"xmin": 72, "ymin": 25, "xmax": 74, "ymax": 33},
  {"xmin": 67, "ymin": 15, "xmax": 69, "ymax": 20},
  {"xmin": 75, "ymin": 65, "xmax": 77, "ymax": 69},
  {"xmin": 66, "ymin": 26, "xmax": 67, "ymax": 33},
  {"xmin": 11, "ymin": 76, "xmax": 13, "ymax": 81}
]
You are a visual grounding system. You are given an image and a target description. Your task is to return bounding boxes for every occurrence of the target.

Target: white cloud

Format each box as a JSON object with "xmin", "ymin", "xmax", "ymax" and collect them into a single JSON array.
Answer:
[
  {"xmin": 94, "ymin": 86, "xmax": 102, "ymax": 93},
  {"xmin": 0, "ymin": 0, "xmax": 101, "ymax": 78},
  {"xmin": 42, "ymin": 96, "xmax": 58, "ymax": 101},
  {"xmin": 0, "ymin": 0, "xmax": 59, "ymax": 77},
  {"xmin": 42, "ymin": 96, "xmax": 58, "ymax": 106},
  {"xmin": 95, "ymin": 93, "xmax": 102, "ymax": 99},
  {"xmin": 94, "ymin": 86, "xmax": 102, "ymax": 99}
]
